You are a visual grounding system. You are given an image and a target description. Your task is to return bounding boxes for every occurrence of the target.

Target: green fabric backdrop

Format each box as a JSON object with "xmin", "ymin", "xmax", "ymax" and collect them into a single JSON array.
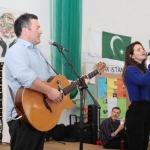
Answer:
[{"xmin": 50, "ymin": 0, "xmax": 82, "ymax": 80}]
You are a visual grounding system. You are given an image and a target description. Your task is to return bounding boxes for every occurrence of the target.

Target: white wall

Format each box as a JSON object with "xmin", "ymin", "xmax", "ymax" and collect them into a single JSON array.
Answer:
[{"xmin": 82, "ymin": 0, "xmax": 150, "ymax": 60}]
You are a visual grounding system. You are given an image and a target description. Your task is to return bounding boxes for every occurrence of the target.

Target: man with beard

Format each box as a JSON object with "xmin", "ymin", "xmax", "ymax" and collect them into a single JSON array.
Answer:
[{"xmin": 100, "ymin": 107, "xmax": 127, "ymax": 149}]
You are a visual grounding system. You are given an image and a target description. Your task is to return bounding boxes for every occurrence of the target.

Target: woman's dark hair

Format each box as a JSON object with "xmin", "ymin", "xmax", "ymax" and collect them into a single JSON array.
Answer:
[
  {"xmin": 122, "ymin": 41, "xmax": 147, "ymax": 84},
  {"xmin": 14, "ymin": 13, "xmax": 38, "ymax": 37}
]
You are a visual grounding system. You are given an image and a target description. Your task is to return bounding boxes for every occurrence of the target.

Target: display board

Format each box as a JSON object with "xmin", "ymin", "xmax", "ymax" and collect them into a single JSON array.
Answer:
[
  {"xmin": 82, "ymin": 62, "xmax": 130, "ymax": 119},
  {"xmin": 95, "ymin": 72, "xmax": 130, "ymax": 119}
]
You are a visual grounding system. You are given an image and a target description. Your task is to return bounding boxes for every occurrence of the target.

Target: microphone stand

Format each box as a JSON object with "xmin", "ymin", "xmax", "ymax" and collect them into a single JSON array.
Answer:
[{"xmin": 55, "ymin": 47, "xmax": 101, "ymax": 150}]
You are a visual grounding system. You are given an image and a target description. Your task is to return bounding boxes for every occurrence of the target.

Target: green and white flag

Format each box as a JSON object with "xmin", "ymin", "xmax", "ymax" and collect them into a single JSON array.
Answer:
[
  {"xmin": 89, "ymin": 29, "xmax": 131, "ymax": 61},
  {"xmin": 102, "ymin": 32, "xmax": 131, "ymax": 61}
]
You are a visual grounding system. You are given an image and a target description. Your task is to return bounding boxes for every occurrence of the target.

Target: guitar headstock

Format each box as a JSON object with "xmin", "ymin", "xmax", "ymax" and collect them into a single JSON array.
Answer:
[{"xmin": 96, "ymin": 62, "xmax": 106, "ymax": 74}]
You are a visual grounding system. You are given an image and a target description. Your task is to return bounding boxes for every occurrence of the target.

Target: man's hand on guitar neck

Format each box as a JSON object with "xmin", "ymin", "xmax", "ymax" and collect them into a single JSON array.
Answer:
[
  {"xmin": 69, "ymin": 75, "xmax": 90, "ymax": 85},
  {"xmin": 84, "ymin": 78, "xmax": 90, "ymax": 84},
  {"xmin": 80, "ymin": 75, "xmax": 90, "ymax": 85},
  {"xmin": 30, "ymin": 78, "xmax": 62, "ymax": 103},
  {"xmin": 69, "ymin": 78, "xmax": 90, "ymax": 85}
]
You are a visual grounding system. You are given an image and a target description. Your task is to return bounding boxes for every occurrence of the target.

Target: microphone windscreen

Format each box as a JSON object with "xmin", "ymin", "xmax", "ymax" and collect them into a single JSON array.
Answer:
[
  {"xmin": 146, "ymin": 52, "xmax": 149, "ymax": 56},
  {"xmin": 48, "ymin": 39, "xmax": 54, "ymax": 45}
]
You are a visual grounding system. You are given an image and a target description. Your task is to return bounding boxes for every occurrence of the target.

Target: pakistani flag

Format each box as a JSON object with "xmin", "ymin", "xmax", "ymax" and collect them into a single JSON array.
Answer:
[{"xmin": 102, "ymin": 32, "xmax": 131, "ymax": 61}]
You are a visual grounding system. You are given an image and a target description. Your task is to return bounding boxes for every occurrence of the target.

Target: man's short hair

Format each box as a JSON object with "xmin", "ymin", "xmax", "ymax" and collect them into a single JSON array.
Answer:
[
  {"xmin": 112, "ymin": 107, "xmax": 121, "ymax": 113},
  {"xmin": 14, "ymin": 13, "xmax": 38, "ymax": 37}
]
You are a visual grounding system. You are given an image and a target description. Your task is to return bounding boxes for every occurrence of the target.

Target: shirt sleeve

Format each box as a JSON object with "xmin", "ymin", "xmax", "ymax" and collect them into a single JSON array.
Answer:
[
  {"xmin": 126, "ymin": 65, "xmax": 150, "ymax": 87},
  {"xmin": 4, "ymin": 46, "xmax": 37, "ymax": 88}
]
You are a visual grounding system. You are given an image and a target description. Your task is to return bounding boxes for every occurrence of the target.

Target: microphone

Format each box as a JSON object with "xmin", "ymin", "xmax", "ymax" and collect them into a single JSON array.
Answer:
[
  {"xmin": 48, "ymin": 39, "xmax": 69, "ymax": 52},
  {"xmin": 146, "ymin": 52, "xmax": 150, "ymax": 56}
]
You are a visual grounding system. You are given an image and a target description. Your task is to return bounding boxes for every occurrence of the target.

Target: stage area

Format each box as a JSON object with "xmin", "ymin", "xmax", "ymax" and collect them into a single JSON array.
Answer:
[
  {"xmin": 1, "ymin": 141, "xmax": 150, "ymax": 150},
  {"xmin": 0, "ymin": 141, "xmax": 118, "ymax": 150}
]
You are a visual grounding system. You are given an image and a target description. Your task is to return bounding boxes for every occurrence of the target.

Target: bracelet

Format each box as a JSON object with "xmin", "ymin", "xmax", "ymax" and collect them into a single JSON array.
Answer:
[{"xmin": 111, "ymin": 132, "xmax": 115, "ymax": 137}]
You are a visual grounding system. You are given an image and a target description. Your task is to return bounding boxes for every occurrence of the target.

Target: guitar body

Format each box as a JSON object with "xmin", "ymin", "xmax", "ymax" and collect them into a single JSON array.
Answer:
[{"xmin": 15, "ymin": 75, "xmax": 73, "ymax": 132}]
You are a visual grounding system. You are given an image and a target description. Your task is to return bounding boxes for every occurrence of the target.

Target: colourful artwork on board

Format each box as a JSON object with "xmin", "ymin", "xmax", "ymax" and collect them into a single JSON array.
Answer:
[{"xmin": 97, "ymin": 77, "xmax": 126, "ymax": 118}]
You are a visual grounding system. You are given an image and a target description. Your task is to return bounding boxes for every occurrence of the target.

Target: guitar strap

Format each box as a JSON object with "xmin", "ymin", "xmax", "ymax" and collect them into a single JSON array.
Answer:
[
  {"xmin": 40, "ymin": 53, "xmax": 59, "ymax": 75},
  {"xmin": 8, "ymin": 86, "xmax": 14, "ymax": 103},
  {"xmin": 8, "ymin": 86, "xmax": 22, "ymax": 120}
]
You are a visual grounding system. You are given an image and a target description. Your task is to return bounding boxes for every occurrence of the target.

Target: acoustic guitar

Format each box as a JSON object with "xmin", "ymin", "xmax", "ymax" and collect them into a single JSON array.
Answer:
[{"xmin": 14, "ymin": 62, "xmax": 106, "ymax": 131}]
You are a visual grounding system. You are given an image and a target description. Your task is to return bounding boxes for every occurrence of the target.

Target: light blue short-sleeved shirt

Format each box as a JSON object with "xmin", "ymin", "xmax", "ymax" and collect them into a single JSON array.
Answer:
[{"xmin": 4, "ymin": 38, "xmax": 56, "ymax": 122}]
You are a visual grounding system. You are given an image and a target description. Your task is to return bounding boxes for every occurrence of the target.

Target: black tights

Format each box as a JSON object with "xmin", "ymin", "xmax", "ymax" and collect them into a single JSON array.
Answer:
[{"xmin": 126, "ymin": 101, "xmax": 150, "ymax": 150}]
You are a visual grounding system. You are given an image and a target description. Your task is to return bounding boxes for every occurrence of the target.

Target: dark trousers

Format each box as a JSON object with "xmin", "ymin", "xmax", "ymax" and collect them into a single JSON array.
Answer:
[
  {"xmin": 7, "ymin": 119, "xmax": 46, "ymax": 150},
  {"xmin": 103, "ymin": 134, "xmax": 128, "ymax": 149},
  {"xmin": 126, "ymin": 101, "xmax": 150, "ymax": 150}
]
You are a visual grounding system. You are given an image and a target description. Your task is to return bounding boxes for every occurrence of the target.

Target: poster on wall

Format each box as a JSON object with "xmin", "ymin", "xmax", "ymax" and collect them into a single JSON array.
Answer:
[
  {"xmin": 97, "ymin": 77, "xmax": 126, "ymax": 119},
  {"xmin": 0, "ymin": 7, "xmax": 25, "ymax": 142},
  {"xmin": 0, "ymin": 8, "xmax": 22, "ymax": 61},
  {"xmin": 82, "ymin": 61, "xmax": 128, "ymax": 119}
]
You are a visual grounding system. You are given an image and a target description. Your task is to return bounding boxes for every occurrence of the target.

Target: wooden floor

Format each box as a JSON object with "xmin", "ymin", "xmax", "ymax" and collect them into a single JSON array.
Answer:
[
  {"xmin": 1, "ymin": 141, "xmax": 150, "ymax": 150},
  {"xmin": 0, "ymin": 141, "xmax": 118, "ymax": 150}
]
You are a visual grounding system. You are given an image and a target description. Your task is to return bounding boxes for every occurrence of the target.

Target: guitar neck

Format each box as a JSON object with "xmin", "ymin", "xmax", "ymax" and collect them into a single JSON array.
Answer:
[
  {"xmin": 63, "ymin": 69, "xmax": 99, "ymax": 95},
  {"xmin": 86, "ymin": 69, "xmax": 99, "ymax": 80}
]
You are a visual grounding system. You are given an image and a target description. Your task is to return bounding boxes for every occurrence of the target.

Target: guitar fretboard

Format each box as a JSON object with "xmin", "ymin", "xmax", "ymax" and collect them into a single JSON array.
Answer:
[{"xmin": 63, "ymin": 69, "xmax": 99, "ymax": 95}]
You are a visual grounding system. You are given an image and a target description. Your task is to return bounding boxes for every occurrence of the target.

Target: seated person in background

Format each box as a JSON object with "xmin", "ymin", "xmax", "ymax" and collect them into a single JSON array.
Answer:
[{"xmin": 100, "ymin": 107, "xmax": 127, "ymax": 149}]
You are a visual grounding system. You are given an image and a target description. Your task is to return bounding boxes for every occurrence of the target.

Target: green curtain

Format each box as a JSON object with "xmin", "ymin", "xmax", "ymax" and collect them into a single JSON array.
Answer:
[{"xmin": 50, "ymin": 0, "xmax": 82, "ymax": 80}]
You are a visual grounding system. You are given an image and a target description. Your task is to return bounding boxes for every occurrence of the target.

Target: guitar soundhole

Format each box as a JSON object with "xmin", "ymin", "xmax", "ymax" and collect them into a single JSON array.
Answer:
[{"xmin": 43, "ymin": 95, "xmax": 52, "ymax": 112}]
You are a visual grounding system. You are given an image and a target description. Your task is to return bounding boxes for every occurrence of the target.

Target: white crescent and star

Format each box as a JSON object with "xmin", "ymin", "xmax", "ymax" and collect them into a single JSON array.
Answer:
[{"xmin": 110, "ymin": 35, "xmax": 124, "ymax": 55}]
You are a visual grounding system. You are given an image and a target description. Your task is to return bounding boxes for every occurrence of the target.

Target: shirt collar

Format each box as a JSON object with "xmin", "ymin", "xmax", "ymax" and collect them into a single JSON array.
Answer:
[
  {"xmin": 18, "ymin": 38, "xmax": 34, "ymax": 48},
  {"xmin": 110, "ymin": 117, "xmax": 118, "ymax": 124}
]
